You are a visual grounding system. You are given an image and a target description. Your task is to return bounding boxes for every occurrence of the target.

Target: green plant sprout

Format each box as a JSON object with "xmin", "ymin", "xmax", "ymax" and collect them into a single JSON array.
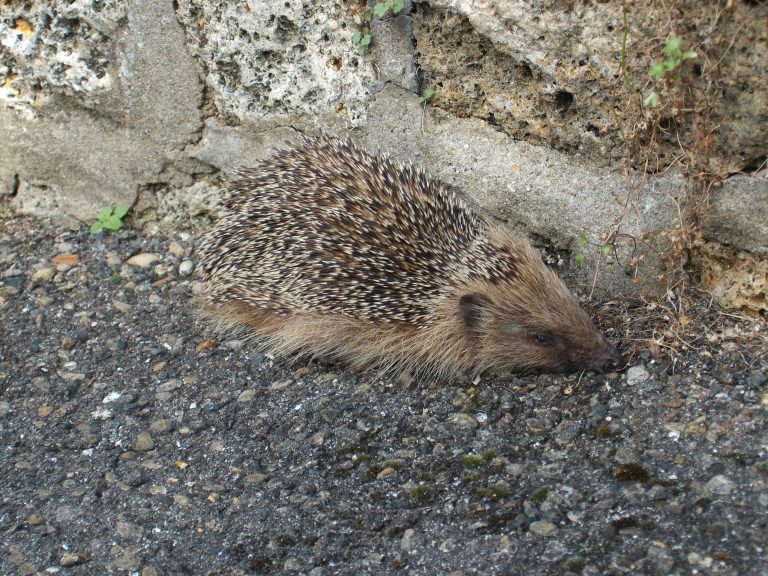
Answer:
[
  {"xmin": 90, "ymin": 206, "xmax": 130, "ymax": 235},
  {"xmin": 651, "ymin": 36, "xmax": 697, "ymax": 79},
  {"xmin": 374, "ymin": 0, "xmax": 404, "ymax": 18},
  {"xmin": 575, "ymin": 235, "xmax": 613, "ymax": 266},
  {"xmin": 351, "ymin": 27, "xmax": 371, "ymax": 56},
  {"xmin": 644, "ymin": 36, "xmax": 697, "ymax": 107},
  {"xmin": 575, "ymin": 235, "xmax": 588, "ymax": 266},
  {"xmin": 417, "ymin": 87, "xmax": 435, "ymax": 105}
]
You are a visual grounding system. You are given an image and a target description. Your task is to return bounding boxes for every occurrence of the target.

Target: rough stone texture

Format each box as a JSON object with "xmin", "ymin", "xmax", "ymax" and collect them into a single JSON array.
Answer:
[
  {"xmin": 370, "ymin": 1, "xmax": 419, "ymax": 93},
  {"xmin": 697, "ymin": 176, "xmax": 768, "ymax": 315},
  {"xmin": 702, "ymin": 177, "xmax": 768, "ymax": 257},
  {"xmin": 128, "ymin": 121, "xmax": 309, "ymax": 229},
  {"xmin": 186, "ymin": 119, "xmax": 304, "ymax": 175},
  {"xmin": 0, "ymin": 1, "xmax": 124, "ymax": 115},
  {"xmin": 132, "ymin": 181, "xmax": 223, "ymax": 231},
  {"xmin": 0, "ymin": 0, "xmax": 203, "ymax": 220},
  {"xmin": 700, "ymin": 243, "xmax": 767, "ymax": 316},
  {"xmin": 413, "ymin": 0, "xmax": 767, "ymax": 172},
  {"xmin": 174, "ymin": 0, "xmax": 377, "ymax": 126}
]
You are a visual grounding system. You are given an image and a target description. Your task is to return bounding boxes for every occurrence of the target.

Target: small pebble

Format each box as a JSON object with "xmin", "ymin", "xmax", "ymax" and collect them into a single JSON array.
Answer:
[
  {"xmin": 156, "ymin": 380, "xmax": 181, "ymax": 393},
  {"xmin": 377, "ymin": 467, "xmax": 397, "ymax": 479},
  {"xmin": 706, "ymin": 474, "xmax": 735, "ymax": 495},
  {"xmin": 270, "ymin": 379, "xmax": 292, "ymax": 390},
  {"xmin": 179, "ymin": 260, "xmax": 194, "ymax": 276},
  {"xmin": 55, "ymin": 505, "xmax": 76, "ymax": 523},
  {"xmin": 447, "ymin": 412, "xmax": 478, "ymax": 431},
  {"xmin": 113, "ymin": 548, "xmax": 139, "ymax": 571},
  {"xmin": 54, "ymin": 241, "xmax": 74, "ymax": 253},
  {"xmin": 2, "ymin": 265, "xmax": 22, "ymax": 278},
  {"xmin": 168, "ymin": 241, "xmax": 185, "ymax": 257},
  {"xmin": 529, "ymin": 520, "xmax": 557, "ymax": 537},
  {"xmin": 134, "ymin": 431, "xmax": 155, "ymax": 452},
  {"xmin": 27, "ymin": 514, "xmax": 43, "ymax": 526},
  {"xmin": 309, "ymin": 432, "xmax": 324, "ymax": 446},
  {"xmin": 31, "ymin": 267, "xmax": 55, "ymax": 282},
  {"xmin": 126, "ymin": 253, "xmax": 160, "ymax": 268},
  {"xmin": 626, "ymin": 364, "xmax": 651, "ymax": 386},
  {"xmin": 223, "ymin": 339, "xmax": 244, "ymax": 351},
  {"xmin": 149, "ymin": 419, "xmax": 172, "ymax": 434},
  {"xmin": 52, "ymin": 253, "xmax": 78, "ymax": 266},
  {"xmin": 60, "ymin": 553, "xmax": 82, "ymax": 567},
  {"xmin": 400, "ymin": 528, "xmax": 419, "ymax": 551},
  {"xmin": 238, "ymin": 390, "xmax": 257, "ymax": 402}
]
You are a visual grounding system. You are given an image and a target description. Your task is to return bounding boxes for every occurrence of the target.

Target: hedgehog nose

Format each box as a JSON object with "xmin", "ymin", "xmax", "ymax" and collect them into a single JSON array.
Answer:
[{"xmin": 602, "ymin": 349, "xmax": 624, "ymax": 372}]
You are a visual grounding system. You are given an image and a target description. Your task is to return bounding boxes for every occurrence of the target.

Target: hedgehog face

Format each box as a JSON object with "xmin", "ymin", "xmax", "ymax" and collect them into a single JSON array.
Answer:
[
  {"xmin": 458, "ymin": 291, "xmax": 622, "ymax": 374},
  {"xmin": 501, "ymin": 322, "xmax": 623, "ymax": 374},
  {"xmin": 452, "ymin": 228, "xmax": 622, "ymax": 374}
]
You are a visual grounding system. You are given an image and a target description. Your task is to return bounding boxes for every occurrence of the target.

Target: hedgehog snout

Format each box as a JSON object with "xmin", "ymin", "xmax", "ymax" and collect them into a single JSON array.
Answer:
[
  {"xmin": 601, "ymin": 347, "xmax": 624, "ymax": 372},
  {"xmin": 586, "ymin": 345, "xmax": 623, "ymax": 373}
]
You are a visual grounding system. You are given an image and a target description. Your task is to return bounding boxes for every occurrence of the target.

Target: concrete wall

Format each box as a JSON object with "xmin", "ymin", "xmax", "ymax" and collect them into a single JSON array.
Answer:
[{"xmin": 1, "ymin": 0, "xmax": 765, "ymax": 310}]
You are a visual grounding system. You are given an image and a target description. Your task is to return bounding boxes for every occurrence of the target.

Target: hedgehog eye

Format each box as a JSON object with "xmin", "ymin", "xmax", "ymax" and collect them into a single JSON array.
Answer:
[{"xmin": 533, "ymin": 334, "xmax": 555, "ymax": 347}]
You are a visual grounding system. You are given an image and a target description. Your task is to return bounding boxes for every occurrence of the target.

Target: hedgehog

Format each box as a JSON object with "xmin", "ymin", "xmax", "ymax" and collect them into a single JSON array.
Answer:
[{"xmin": 198, "ymin": 137, "xmax": 622, "ymax": 379}]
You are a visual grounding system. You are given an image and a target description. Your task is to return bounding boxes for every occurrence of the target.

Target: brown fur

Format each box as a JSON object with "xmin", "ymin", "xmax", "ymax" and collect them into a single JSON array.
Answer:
[{"xmin": 198, "ymin": 137, "xmax": 621, "ymax": 378}]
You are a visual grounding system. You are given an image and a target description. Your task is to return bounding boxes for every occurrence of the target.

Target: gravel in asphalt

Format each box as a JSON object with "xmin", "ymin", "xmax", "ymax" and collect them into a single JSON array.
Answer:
[{"xmin": 1, "ymin": 217, "xmax": 766, "ymax": 575}]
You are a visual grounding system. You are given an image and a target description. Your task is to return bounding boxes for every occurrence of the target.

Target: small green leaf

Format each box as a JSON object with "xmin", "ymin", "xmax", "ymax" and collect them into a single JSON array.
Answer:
[
  {"xmin": 650, "ymin": 62, "xmax": 666, "ymax": 79},
  {"xmin": 352, "ymin": 31, "xmax": 361, "ymax": 43},
  {"xmin": 577, "ymin": 235, "xmax": 588, "ymax": 248},
  {"xmin": 663, "ymin": 36, "xmax": 682, "ymax": 56},
  {"xmin": 90, "ymin": 221, "xmax": 104, "ymax": 235},
  {"xmin": 374, "ymin": 3, "xmax": 388, "ymax": 17},
  {"xmin": 602, "ymin": 244, "xmax": 612, "ymax": 255},
  {"xmin": 575, "ymin": 253, "xmax": 586, "ymax": 267},
  {"xmin": 114, "ymin": 205, "xmax": 130, "ymax": 219},
  {"xmin": 103, "ymin": 215, "xmax": 122, "ymax": 230},
  {"xmin": 96, "ymin": 207, "xmax": 113, "ymax": 220},
  {"xmin": 643, "ymin": 91, "xmax": 660, "ymax": 107},
  {"xmin": 360, "ymin": 34, "xmax": 371, "ymax": 47},
  {"xmin": 358, "ymin": 45, "xmax": 367, "ymax": 56},
  {"xmin": 392, "ymin": 0, "xmax": 405, "ymax": 13},
  {"xmin": 418, "ymin": 87, "xmax": 435, "ymax": 104}
]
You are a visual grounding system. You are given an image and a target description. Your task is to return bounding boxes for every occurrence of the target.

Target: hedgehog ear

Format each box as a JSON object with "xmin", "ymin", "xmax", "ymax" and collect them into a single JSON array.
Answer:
[{"xmin": 459, "ymin": 293, "xmax": 489, "ymax": 333}]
